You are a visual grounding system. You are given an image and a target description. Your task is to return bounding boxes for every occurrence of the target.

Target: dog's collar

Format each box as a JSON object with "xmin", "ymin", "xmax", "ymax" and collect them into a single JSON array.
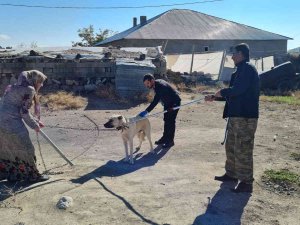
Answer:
[{"xmin": 116, "ymin": 125, "xmax": 129, "ymax": 132}]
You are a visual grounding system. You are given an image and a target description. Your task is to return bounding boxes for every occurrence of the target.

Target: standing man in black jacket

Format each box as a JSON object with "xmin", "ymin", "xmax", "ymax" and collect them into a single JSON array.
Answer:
[
  {"xmin": 139, "ymin": 74, "xmax": 181, "ymax": 148},
  {"xmin": 205, "ymin": 43, "xmax": 260, "ymax": 193}
]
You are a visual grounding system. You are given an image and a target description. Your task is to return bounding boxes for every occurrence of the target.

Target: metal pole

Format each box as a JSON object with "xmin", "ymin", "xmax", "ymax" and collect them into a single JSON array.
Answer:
[
  {"xmin": 218, "ymin": 50, "xmax": 226, "ymax": 80},
  {"xmin": 132, "ymin": 97, "xmax": 204, "ymax": 124},
  {"xmin": 39, "ymin": 129, "xmax": 74, "ymax": 166},
  {"xmin": 190, "ymin": 45, "xmax": 195, "ymax": 75}
]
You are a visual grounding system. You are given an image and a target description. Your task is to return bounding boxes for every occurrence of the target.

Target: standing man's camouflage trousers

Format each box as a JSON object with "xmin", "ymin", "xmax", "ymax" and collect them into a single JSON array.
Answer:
[{"xmin": 225, "ymin": 117, "xmax": 258, "ymax": 183}]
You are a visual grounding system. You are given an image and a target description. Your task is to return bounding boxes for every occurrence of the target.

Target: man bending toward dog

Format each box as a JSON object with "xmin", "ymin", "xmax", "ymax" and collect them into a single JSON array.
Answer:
[{"xmin": 139, "ymin": 73, "xmax": 181, "ymax": 148}]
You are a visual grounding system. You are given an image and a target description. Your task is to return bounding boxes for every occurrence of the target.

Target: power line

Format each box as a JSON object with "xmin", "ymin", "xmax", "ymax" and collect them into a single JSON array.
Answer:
[{"xmin": 0, "ymin": 0, "xmax": 223, "ymax": 10}]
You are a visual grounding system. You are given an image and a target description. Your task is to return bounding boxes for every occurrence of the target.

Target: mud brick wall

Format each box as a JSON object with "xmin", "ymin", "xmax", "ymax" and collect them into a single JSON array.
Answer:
[{"xmin": 0, "ymin": 57, "xmax": 116, "ymax": 94}]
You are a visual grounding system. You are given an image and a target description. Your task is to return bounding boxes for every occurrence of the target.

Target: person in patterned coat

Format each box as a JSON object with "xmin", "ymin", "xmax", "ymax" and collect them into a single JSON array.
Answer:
[{"xmin": 0, "ymin": 70, "xmax": 49, "ymax": 183}]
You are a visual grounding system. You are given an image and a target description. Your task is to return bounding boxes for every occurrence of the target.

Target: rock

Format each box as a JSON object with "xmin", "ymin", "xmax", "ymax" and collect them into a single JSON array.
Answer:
[{"xmin": 56, "ymin": 196, "xmax": 73, "ymax": 210}]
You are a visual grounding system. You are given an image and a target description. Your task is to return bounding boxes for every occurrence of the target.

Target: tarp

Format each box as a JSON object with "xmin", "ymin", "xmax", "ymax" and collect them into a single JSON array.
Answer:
[
  {"xmin": 166, "ymin": 52, "xmax": 275, "ymax": 81},
  {"xmin": 166, "ymin": 52, "xmax": 224, "ymax": 80}
]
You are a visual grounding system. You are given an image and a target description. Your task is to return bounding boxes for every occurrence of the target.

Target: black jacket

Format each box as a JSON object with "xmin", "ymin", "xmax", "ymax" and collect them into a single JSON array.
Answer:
[
  {"xmin": 146, "ymin": 79, "xmax": 181, "ymax": 112},
  {"xmin": 220, "ymin": 60, "xmax": 260, "ymax": 118}
]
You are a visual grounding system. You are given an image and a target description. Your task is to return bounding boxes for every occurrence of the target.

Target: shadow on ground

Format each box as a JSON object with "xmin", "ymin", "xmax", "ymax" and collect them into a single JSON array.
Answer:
[
  {"xmin": 193, "ymin": 182, "xmax": 251, "ymax": 225},
  {"xmin": 93, "ymin": 177, "xmax": 162, "ymax": 225},
  {"xmin": 71, "ymin": 146, "xmax": 170, "ymax": 184}
]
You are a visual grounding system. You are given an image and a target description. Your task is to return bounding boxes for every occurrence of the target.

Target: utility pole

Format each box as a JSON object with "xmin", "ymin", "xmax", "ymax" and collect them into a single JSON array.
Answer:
[
  {"xmin": 218, "ymin": 50, "xmax": 226, "ymax": 80},
  {"xmin": 190, "ymin": 45, "xmax": 195, "ymax": 75}
]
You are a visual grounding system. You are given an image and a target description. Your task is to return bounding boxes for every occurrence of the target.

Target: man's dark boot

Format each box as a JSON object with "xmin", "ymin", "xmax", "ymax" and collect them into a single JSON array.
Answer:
[
  {"xmin": 155, "ymin": 138, "xmax": 165, "ymax": 145},
  {"xmin": 214, "ymin": 174, "xmax": 237, "ymax": 182},
  {"xmin": 232, "ymin": 182, "xmax": 253, "ymax": 193},
  {"xmin": 162, "ymin": 141, "xmax": 174, "ymax": 148}
]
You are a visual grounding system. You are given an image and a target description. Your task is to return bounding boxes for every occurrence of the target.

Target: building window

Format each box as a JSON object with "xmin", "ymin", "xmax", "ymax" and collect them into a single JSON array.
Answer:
[{"xmin": 204, "ymin": 46, "xmax": 209, "ymax": 52}]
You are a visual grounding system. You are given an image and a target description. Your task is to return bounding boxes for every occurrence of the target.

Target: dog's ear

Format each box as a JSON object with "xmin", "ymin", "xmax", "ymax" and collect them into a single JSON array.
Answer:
[{"xmin": 117, "ymin": 116, "xmax": 123, "ymax": 120}]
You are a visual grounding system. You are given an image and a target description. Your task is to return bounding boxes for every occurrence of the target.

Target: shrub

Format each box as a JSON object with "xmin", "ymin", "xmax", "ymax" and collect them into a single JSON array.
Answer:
[
  {"xmin": 95, "ymin": 84, "xmax": 117, "ymax": 99},
  {"xmin": 41, "ymin": 91, "xmax": 87, "ymax": 110}
]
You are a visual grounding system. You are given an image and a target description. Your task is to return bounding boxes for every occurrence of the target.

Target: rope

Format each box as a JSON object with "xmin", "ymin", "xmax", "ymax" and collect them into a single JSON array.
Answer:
[
  {"xmin": 83, "ymin": 114, "xmax": 100, "ymax": 136},
  {"xmin": 33, "ymin": 97, "xmax": 204, "ymax": 163}
]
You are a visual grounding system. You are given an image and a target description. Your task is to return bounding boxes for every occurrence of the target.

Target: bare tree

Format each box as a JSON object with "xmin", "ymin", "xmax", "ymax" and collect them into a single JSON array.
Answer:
[
  {"xmin": 30, "ymin": 41, "xmax": 38, "ymax": 48},
  {"xmin": 17, "ymin": 43, "xmax": 26, "ymax": 48}
]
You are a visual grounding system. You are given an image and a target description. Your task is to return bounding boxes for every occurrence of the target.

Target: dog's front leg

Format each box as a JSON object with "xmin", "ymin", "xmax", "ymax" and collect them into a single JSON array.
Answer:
[
  {"xmin": 123, "ymin": 139, "xmax": 129, "ymax": 162},
  {"xmin": 129, "ymin": 139, "xmax": 134, "ymax": 164}
]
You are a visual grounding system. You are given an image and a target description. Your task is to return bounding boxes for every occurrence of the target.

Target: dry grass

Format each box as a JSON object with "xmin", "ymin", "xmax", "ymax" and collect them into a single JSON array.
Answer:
[
  {"xmin": 176, "ymin": 82, "xmax": 215, "ymax": 94},
  {"xmin": 95, "ymin": 85, "xmax": 117, "ymax": 99},
  {"xmin": 174, "ymin": 82, "xmax": 195, "ymax": 93},
  {"xmin": 293, "ymin": 90, "xmax": 300, "ymax": 98},
  {"xmin": 260, "ymin": 91, "xmax": 300, "ymax": 106},
  {"xmin": 125, "ymin": 91, "xmax": 153, "ymax": 104},
  {"xmin": 195, "ymin": 84, "xmax": 213, "ymax": 93},
  {"xmin": 176, "ymin": 82, "xmax": 189, "ymax": 92},
  {"xmin": 95, "ymin": 84, "xmax": 152, "ymax": 104},
  {"xmin": 41, "ymin": 91, "xmax": 87, "ymax": 110},
  {"xmin": 144, "ymin": 90, "xmax": 154, "ymax": 103}
]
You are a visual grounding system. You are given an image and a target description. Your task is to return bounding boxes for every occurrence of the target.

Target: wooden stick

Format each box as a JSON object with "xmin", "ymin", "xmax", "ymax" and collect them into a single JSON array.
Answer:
[{"xmin": 39, "ymin": 129, "xmax": 74, "ymax": 166}]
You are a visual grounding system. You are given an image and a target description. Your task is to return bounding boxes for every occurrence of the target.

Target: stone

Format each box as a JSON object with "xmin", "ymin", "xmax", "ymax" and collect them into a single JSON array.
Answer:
[{"xmin": 56, "ymin": 196, "xmax": 73, "ymax": 210}]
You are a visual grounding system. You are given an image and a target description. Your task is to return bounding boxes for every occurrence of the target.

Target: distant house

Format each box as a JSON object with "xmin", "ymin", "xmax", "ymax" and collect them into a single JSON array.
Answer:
[{"xmin": 95, "ymin": 9, "xmax": 291, "ymax": 58}]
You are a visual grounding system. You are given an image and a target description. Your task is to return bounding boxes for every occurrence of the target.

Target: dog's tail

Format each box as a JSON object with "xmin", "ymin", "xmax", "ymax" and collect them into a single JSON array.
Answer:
[{"xmin": 138, "ymin": 130, "xmax": 146, "ymax": 141}]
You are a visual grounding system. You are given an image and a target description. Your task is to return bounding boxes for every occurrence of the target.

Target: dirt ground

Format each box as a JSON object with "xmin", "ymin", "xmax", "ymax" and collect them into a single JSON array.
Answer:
[{"xmin": 0, "ymin": 93, "xmax": 299, "ymax": 225}]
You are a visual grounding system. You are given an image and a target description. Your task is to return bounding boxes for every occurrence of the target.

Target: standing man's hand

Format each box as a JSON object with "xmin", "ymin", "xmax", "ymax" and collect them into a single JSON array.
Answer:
[
  {"xmin": 205, "ymin": 95, "xmax": 215, "ymax": 102},
  {"xmin": 214, "ymin": 90, "xmax": 222, "ymax": 98}
]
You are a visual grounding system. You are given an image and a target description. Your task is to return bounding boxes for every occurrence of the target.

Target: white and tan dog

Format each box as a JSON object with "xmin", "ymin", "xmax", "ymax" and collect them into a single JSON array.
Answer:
[{"xmin": 104, "ymin": 115, "xmax": 154, "ymax": 164}]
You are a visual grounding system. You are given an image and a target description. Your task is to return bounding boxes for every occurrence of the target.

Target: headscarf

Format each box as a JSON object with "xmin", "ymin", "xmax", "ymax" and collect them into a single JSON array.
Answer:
[
  {"xmin": 17, "ymin": 70, "xmax": 47, "ymax": 87},
  {"xmin": 9, "ymin": 70, "xmax": 47, "ymax": 119}
]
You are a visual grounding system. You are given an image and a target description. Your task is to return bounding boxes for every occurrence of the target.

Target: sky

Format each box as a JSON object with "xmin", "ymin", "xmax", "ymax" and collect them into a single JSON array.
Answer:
[{"xmin": 0, "ymin": 0, "xmax": 299, "ymax": 50}]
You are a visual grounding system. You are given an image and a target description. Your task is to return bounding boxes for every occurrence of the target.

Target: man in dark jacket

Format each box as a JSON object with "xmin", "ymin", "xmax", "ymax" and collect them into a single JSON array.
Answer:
[
  {"xmin": 139, "ymin": 74, "xmax": 181, "ymax": 148},
  {"xmin": 205, "ymin": 43, "xmax": 259, "ymax": 193}
]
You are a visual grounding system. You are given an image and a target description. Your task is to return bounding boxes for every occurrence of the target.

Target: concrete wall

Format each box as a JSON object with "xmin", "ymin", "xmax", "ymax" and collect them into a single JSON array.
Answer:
[
  {"xmin": 101, "ymin": 39, "xmax": 288, "ymax": 59},
  {"xmin": 0, "ymin": 58, "xmax": 115, "ymax": 79},
  {"xmin": 0, "ymin": 56, "xmax": 160, "ymax": 98},
  {"xmin": 115, "ymin": 61, "xmax": 155, "ymax": 97},
  {"xmin": 0, "ymin": 56, "xmax": 115, "ymax": 94}
]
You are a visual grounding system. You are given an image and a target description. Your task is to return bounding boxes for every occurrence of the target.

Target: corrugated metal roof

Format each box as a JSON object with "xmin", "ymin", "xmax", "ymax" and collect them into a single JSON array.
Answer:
[{"xmin": 96, "ymin": 9, "xmax": 291, "ymax": 45}]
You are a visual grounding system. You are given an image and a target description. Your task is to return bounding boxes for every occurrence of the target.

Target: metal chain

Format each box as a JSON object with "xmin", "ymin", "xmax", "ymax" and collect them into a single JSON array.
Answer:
[
  {"xmin": 46, "ymin": 125, "xmax": 97, "ymax": 131},
  {"xmin": 45, "ymin": 125, "xmax": 114, "ymax": 131}
]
